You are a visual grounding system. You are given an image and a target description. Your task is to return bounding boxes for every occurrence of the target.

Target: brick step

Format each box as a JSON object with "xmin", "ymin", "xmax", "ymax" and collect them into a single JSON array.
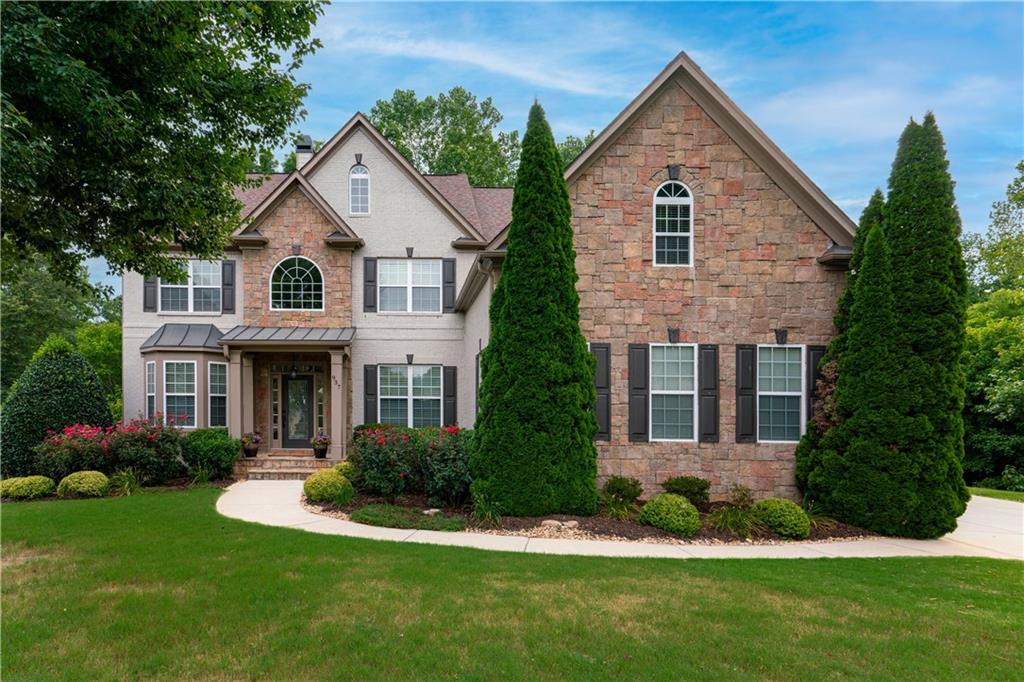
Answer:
[
  {"xmin": 246, "ymin": 469, "xmax": 323, "ymax": 481},
  {"xmin": 233, "ymin": 456, "xmax": 336, "ymax": 480}
]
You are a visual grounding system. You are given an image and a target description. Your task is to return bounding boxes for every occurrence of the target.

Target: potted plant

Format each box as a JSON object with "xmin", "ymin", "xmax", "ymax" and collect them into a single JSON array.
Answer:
[
  {"xmin": 310, "ymin": 430, "xmax": 331, "ymax": 459},
  {"xmin": 241, "ymin": 432, "xmax": 263, "ymax": 458}
]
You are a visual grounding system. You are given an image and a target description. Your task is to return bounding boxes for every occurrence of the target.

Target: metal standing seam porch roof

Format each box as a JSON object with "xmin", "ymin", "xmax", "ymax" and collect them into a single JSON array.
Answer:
[
  {"xmin": 141, "ymin": 324, "xmax": 224, "ymax": 352},
  {"xmin": 217, "ymin": 325, "xmax": 355, "ymax": 347}
]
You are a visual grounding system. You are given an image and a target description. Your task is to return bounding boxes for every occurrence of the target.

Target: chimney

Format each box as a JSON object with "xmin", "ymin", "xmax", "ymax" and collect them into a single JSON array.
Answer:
[{"xmin": 295, "ymin": 135, "xmax": 314, "ymax": 170}]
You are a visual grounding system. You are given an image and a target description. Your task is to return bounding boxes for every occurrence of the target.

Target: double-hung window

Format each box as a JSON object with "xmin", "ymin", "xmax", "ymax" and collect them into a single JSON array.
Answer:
[
  {"xmin": 653, "ymin": 182, "xmax": 693, "ymax": 266},
  {"xmin": 145, "ymin": 361, "xmax": 156, "ymax": 422},
  {"xmin": 378, "ymin": 365, "xmax": 443, "ymax": 428},
  {"xmin": 208, "ymin": 362, "xmax": 228, "ymax": 428},
  {"xmin": 650, "ymin": 344, "xmax": 697, "ymax": 440},
  {"xmin": 164, "ymin": 361, "xmax": 196, "ymax": 427},
  {"xmin": 378, "ymin": 260, "xmax": 442, "ymax": 313},
  {"xmin": 757, "ymin": 346, "xmax": 804, "ymax": 442},
  {"xmin": 159, "ymin": 260, "xmax": 222, "ymax": 313}
]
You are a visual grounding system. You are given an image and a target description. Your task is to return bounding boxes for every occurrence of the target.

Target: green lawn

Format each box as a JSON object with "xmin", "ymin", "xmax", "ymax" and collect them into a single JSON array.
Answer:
[
  {"xmin": 2, "ymin": 489, "xmax": 1021, "ymax": 680},
  {"xmin": 970, "ymin": 486, "xmax": 1024, "ymax": 503}
]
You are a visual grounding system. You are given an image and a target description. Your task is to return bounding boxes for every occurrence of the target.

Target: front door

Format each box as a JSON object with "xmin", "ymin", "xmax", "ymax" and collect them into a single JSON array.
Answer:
[{"xmin": 282, "ymin": 375, "xmax": 314, "ymax": 449}]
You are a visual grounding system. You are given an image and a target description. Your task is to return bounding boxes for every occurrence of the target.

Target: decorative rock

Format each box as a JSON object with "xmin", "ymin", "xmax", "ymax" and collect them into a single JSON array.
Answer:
[
  {"xmin": 563, "ymin": 520, "xmax": 579, "ymax": 529},
  {"xmin": 540, "ymin": 519, "xmax": 563, "ymax": 528},
  {"xmin": 423, "ymin": 508, "xmax": 441, "ymax": 516}
]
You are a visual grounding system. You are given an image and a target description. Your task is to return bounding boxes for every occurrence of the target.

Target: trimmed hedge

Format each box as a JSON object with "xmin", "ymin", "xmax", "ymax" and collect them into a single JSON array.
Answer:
[
  {"xmin": 751, "ymin": 498, "xmax": 810, "ymax": 540},
  {"xmin": 661, "ymin": 476, "xmax": 710, "ymax": 510},
  {"xmin": 639, "ymin": 494, "xmax": 700, "ymax": 537},
  {"xmin": 303, "ymin": 469, "xmax": 353, "ymax": 505},
  {"xmin": 57, "ymin": 471, "xmax": 109, "ymax": 498},
  {"xmin": 1, "ymin": 336, "xmax": 112, "ymax": 477},
  {"xmin": 183, "ymin": 428, "xmax": 241, "ymax": 479},
  {"xmin": 1, "ymin": 475, "xmax": 56, "ymax": 500},
  {"xmin": 603, "ymin": 476, "xmax": 643, "ymax": 502}
]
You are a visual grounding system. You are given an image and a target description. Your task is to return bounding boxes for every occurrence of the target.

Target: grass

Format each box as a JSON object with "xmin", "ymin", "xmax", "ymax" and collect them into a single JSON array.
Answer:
[
  {"xmin": 969, "ymin": 486, "xmax": 1024, "ymax": 503},
  {"xmin": 2, "ymin": 489, "xmax": 1021, "ymax": 680},
  {"xmin": 349, "ymin": 503, "xmax": 467, "ymax": 531}
]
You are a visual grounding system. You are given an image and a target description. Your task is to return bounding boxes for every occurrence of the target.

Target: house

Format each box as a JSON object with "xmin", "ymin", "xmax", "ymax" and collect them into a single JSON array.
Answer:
[{"xmin": 122, "ymin": 52, "xmax": 854, "ymax": 497}]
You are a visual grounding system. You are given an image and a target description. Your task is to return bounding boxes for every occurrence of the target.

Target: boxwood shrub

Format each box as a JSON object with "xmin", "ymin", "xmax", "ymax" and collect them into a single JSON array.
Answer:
[
  {"xmin": 1, "ymin": 475, "xmax": 56, "ymax": 500},
  {"xmin": 183, "ymin": 428, "xmax": 241, "ymax": 480},
  {"xmin": 639, "ymin": 493, "xmax": 700, "ymax": 537},
  {"xmin": 751, "ymin": 498, "xmax": 811, "ymax": 539},
  {"xmin": 303, "ymin": 468, "xmax": 354, "ymax": 505},
  {"xmin": 661, "ymin": 476, "xmax": 710, "ymax": 510},
  {"xmin": 57, "ymin": 471, "xmax": 110, "ymax": 498}
]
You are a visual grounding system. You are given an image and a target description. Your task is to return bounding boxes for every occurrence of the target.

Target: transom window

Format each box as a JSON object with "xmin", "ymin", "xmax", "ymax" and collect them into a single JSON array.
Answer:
[
  {"xmin": 159, "ymin": 260, "xmax": 222, "ymax": 313},
  {"xmin": 145, "ymin": 361, "xmax": 156, "ymax": 422},
  {"xmin": 378, "ymin": 259, "xmax": 442, "ymax": 313},
  {"xmin": 757, "ymin": 346, "xmax": 804, "ymax": 442},
  {"xmin": 164, "ymin": 361, "xmax": 196, "ymax": 427},
  {"xmin": 350, "ymin": 165, "xmax": 370, "ymax": 215},
  {"xmin": 653, "ymin": 181, "xmax": 692, "ymax": 266},
  {"xmin": 379, "ymin": 365, "xmax": 443, "ymax": 428},
  {"xmin": 208, "ymin": 363, "xmax": 228, "ymax": 428},
  {"xmin": 650, "ymin": 344, "xmax": 697, "ymax": 440},
  {"xmin": 270, "ymin": 257, "xmax": 323, "ymax": 310}
]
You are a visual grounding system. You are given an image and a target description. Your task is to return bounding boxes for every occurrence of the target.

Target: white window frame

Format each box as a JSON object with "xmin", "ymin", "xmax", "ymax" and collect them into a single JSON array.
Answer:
[
  {"xmin": 377, "ymin": 364, "xmax": 444, "ymax": 428},
  {"xmin": 163, "ymin": 360, "xmax": 197, "ymax": 428},
  {"xmin": 649, "ymin": 343, "xmax": 698, "ymax": 442},
  {"xmin": 652, "ymin": 181, "xmax": 694, "ymax": 268},
  {"xmin": 756, "ymin": 344, "xmax": 806, "ymax": 444},
  {"xmin": 349, "ymin": 165, "xmax": 370, "ymax": 215},
  {"xmin": 377, "ymin": 259, "xmax": 443, "ymax": 314},
  {"xmin": 158, "ymin": 260, "xmax": 222, "ymax": 314},
  {"xmin": 268, "ymin": 256, "xmax": 325, "ymax": 312},
  {"xmin": 145, "ymin": 361, "xmax": 156, "ymax": 422},
  {"xmin": 208, "ymin": 362, "xmax": 228, "ymax": 428}
]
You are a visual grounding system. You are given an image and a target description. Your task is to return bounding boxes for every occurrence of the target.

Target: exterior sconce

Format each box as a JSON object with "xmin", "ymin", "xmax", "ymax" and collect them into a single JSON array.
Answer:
[
  {"xmin": 667, "ymin": 328, "xmax": 680, "ymax": 344},
  {"xmin": 355, "ymin": 153, "xmax": 362, "ymax": 164},
  {"xmin": 774, "ymin": 328, "xmax": 788, "ymax": 345},
  {"xmin": 667, "ymin": 164, "xmax": 681, "ymax": 180},
  {"xmin": 406, "ymin": 247, "xmax": 414, "ymax": 258},
  {"xmin": 406, "ymin": 354, "xmax": 414, "ymax": 365}
]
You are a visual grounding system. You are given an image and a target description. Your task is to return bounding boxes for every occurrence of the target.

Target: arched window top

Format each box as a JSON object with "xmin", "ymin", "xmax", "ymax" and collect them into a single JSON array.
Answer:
[
  {"xmin": 656, "ymin": 181, "xmax": 691, "ymax": 199},
  {"xmin": 270, "ymin": 256, "xmax": 324, "ymax": 310},
  {"xmin": 349, "ymin": 164, "xmax": 370, "ymax": 215}
]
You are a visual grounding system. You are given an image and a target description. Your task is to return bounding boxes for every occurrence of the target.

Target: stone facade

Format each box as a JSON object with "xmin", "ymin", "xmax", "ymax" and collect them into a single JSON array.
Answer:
[
  {"xmin": 242, "ymin": 187, "xmax": 353, "ymax": 328},
  {"xmin": 572, "ymin": 80, "xmax": 846, "ymax": 500}
]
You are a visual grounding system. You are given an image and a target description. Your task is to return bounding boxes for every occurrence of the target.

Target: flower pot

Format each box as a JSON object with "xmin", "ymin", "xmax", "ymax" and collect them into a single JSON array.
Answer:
[
  {"xmin": 243, "ymin": 446, "xmax": 259, "ymax": 458},
  {"xmin": 313, "ymin": 446, "xmax": 328, "ymax": 459}
]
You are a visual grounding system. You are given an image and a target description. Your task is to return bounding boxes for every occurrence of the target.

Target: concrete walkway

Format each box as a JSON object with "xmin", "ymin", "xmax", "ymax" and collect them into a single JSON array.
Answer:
[{"xmin": 216, "ymin": 481, "xmax": 1023, "ymax": 560}]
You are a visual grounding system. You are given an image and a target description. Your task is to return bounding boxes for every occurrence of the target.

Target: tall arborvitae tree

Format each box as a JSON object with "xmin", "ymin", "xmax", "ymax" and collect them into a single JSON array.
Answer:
[
  {"xmin": 831, "ymin": 190, "xmax": 886, "ymax": 359},
  {"xmin": 807, "ymin": 226, "xmax": 933, "ymax": 534},
  {"xmin": 470, "ymin": 102, "xmax": 599, "ymax": 516},
  {"xmin": 883, "ymin": 113, "xmax": 969, "ymax": 536}
]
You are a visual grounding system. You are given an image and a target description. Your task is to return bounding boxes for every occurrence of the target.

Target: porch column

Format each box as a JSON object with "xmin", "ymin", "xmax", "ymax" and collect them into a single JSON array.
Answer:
[
  {"xmin": 228, "ymin": 350, "xmax": 243, "ymax": 438},
  {"xmin": 242, "ymin": 353, "xmax": 254, "ymax": 435},
  {"xmin": 330, "ymin": 349, "xmax": 347, "ymax": 459}
]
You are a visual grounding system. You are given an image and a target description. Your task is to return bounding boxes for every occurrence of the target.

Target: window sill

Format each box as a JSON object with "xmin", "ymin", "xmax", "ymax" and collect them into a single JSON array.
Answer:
[
  {"xmin": 156, "ymin": 311, "xmax": 225, "ymax": 316},
  {"xmin": 650, "ymin": 438, "xmax": 698, "ymax": 443},
  {"xmin": 375, "ymin": 311, "xmax": 445, "ymax": 317}
]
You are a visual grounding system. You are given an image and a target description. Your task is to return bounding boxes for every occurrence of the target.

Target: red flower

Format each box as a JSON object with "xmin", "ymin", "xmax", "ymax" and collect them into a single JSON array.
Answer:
[
  {"xmin": 376, "ymin": 437, "xmax": 386, "ymax": 446},
  {"xmin": 399, "ymin": 472, "xmax": 406, "ymax": 479}
]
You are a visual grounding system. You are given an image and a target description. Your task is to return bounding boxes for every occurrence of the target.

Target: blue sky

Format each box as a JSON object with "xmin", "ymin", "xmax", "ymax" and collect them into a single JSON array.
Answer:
[{"xmin": 90, "ymin": 2, "xmax": 1023, "ymax": 290}]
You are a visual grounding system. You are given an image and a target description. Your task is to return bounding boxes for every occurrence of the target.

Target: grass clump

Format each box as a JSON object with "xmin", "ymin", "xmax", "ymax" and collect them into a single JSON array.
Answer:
[
  {"xmin": 108, "ymin": 469, "xmax": 142, "ymax": 497},
  {"xmin": 706, "ymin": 485, "xmax": 764, "ymax": 538},
  {"xmin": 350, "ymin": 504, "xmax": 466, "ymax": 532},
  {"xmin": 639, "ymin": 494, "xmax": 699, "ymax": 537}
]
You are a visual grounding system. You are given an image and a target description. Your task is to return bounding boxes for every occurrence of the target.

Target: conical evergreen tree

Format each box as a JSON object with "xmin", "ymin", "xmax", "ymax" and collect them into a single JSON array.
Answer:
[
  {"xmin": 831, "ymin": 189, "xmax": 885, "ymax": 359},
  {"xmin": 882, "ymin": 113, "xmax": 968, "ymax": 535},
  {"xmin": 470, "ymin": 102, "xmax": 599, "ymax": 516}
]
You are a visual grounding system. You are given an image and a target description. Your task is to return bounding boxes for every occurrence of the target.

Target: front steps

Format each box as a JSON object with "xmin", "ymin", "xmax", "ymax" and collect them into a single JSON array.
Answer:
[{"xmin": 234, "ymin": 455, "xmax": 336, "ymax": 481}]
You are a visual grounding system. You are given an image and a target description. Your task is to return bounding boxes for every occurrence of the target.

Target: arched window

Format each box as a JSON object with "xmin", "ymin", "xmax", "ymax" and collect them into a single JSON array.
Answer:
[
  {"xmin": 653, "ymin": 181, "xmax": 693, "ymax": 266},
  {"xmin": 350, "ymin": 165, "xmax": 370, "ymax": 215},
  {"xmin": 270, "ymin": 257, "xmax": 323, "ymax": 310}
]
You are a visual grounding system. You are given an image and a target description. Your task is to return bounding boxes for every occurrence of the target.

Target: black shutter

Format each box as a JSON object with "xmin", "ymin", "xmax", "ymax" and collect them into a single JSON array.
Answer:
[
  {"xmin": 363, "ymin": 257, "xmax": 377, "ymax": 312},
  {"xmin": 442, "ymin": 258, "xmax": 456, "ymax": 312},
  {"xmin": 736, "ymin": 344, "xmax": 757, "ymax": 443},
  {"xmin": 807, "ymin": 345, "xmax": 826, "ymax": 420},
  {"xmin": 221, "ymin": 260, "xmax": 235, "ymax": 314},
  {"xmin": 143, "ymin": 276, "xmax": 158, "ymax": 312},
  {"xmin": 443, "ymin": 366, "xmax": 457, "ymax": 425},
  {"xmin": 363, "ymin": 365, "xmax": 377, "ymax": 424},
  {"xmin": 591, "ymin": 343, "xmax": 611, "ymax": 441},
  {"xmin": 628, "ymin": 344, "xmax": 649, "ymax": 442},
  {"xmin": 697, "ymin": 344, "xmax": 719, "ymax": 442}
]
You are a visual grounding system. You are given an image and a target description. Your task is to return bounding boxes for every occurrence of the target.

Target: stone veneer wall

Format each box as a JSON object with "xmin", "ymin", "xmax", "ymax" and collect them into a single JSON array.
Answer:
[
  {"xmin": 571, "ymin": 81, "xmax": 846, "ymax": 500},
  {"xmin": 242, "ymin": 187, "xmax": 353, "ymax": 328}
]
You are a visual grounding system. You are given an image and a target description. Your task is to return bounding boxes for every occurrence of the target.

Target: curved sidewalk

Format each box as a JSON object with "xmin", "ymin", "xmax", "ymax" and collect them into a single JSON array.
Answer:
[{"xmin": 217, "ymin": 481, "xmax": 1023, "ymax": 560}]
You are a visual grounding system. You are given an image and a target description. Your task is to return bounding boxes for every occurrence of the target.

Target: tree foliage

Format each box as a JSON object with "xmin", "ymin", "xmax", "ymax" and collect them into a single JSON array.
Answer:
[
  {"xmin": 77, "ymin": 321, "xmax": 123, "ymax": 417},
  {"xmin": 963, "ymin": 160, "xmax": 1024, "ymax": 302},
  {"xmin": 470, "ymin": 102, "xmax": 599, "ymax": 516},
  {"xmin": 1, "ymin": 1, "xmax": 324, "ymax": 281},
  {"xmin": 557, "ymin": 130, "xmax": 596, "ymax": 168},
  {"xmin": 0, "ymin": 335, "xmax": 112, "ymax": 478},
  {"xmin": 370, "ymin": 87, "xmax": 521, "ymax": 186}
]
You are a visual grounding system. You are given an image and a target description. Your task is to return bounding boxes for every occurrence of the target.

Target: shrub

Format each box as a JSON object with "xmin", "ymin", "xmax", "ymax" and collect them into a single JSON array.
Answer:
[
  {"xmin": 603, "ymin": 476, "xmax": 643, "ymax": 502},
  {"xmin": 183, "ymin": 428, "xmax": 241, "ymax": 480},
  {"xmin": 105, "ymin": 419, "xmax": 186, "ymax": 484},
  {"xmin": 303, "ymin": 468, "xmax": 353, "ymax": 504},
  {"xmin": 2, "ymin": 475, "xmax": 56, "ymax": 500},
  {"xmin": 639, "ymin": 494, "xmax": 700, "ymax": 537},
  {"xmin": 978, "ymin": 465, "xmax": 1024, "ymax": 492},
  {"xmin": 108, "ymin": 469, "xmax": 142, "ymax": 497},
  {"xmin": 706, "ymin": 506, "xmax": 764, "ymax": 539},
  {"xmin": 57, "ymin": 471, "xmax": 109, "ymax": 498},
  {"xmin": 34, "ymin": 423, "xmax": 109, "ymax": 482},
  {"xmin": 751, "ymin": 498, "xmax": 811, "ymax": 539},
  {"xmin": 602, "ymin": 495, "xmax": 637, "ymax": 521},
  {"xmin": 423, "ymin": 426, "xmax": 472, "ymax": 507},
  {"xmin": 350, "ymin": 425, "xmax": 416, "ymax": 499},
  {"xmin": 1, "ymin": 336, "xmax": 113, "ymax": 477},
  {"xmin": 334, "ymin": 460, "xmax": 358, "ymax": 483},
  {"xmin": 661, "ymin": 476, "xmax": 710, "ymax": 510},
  {"xmin": 350, "ymin": 504, "xmax": 466, "ymax": 532}
]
